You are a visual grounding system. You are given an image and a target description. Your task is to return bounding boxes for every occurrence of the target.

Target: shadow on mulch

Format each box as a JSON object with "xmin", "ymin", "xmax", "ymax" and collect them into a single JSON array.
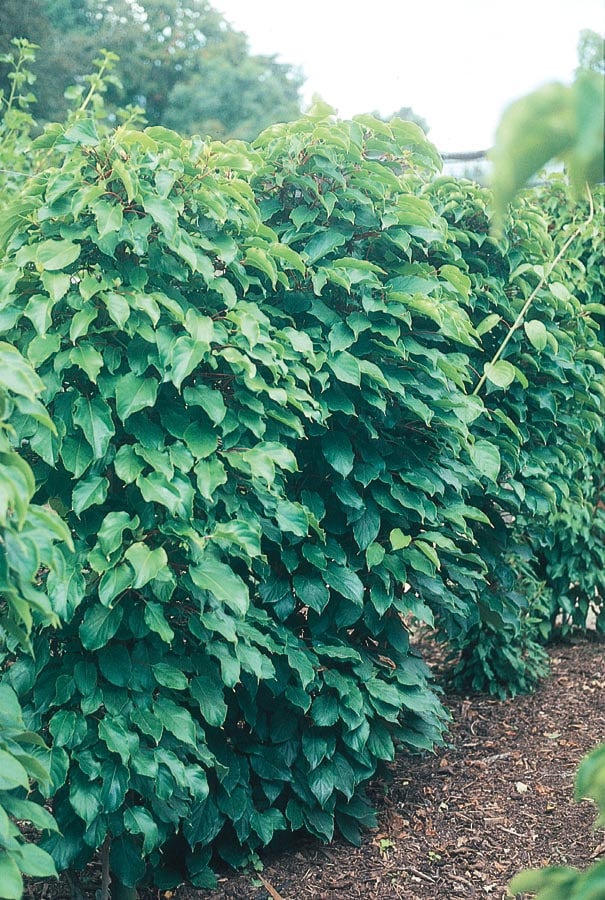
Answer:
[{"xmin": 25, "ymin": 636, "xmax": 605, "ymax": 900}]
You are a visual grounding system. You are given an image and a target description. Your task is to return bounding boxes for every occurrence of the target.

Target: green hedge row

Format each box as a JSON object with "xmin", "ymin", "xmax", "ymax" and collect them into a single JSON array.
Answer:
[{"xmin": 0, "ymin": 102, "xmax": 602, "ymax": 892}]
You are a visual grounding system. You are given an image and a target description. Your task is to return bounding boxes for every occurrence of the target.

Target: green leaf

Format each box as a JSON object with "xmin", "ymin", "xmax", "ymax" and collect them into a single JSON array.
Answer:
[
  {"xmin": 104, "ymin": 292, "xmax": 130, "ymax": 328},
  {"xmin": 24, "ymin": 293, "xmax": 53, "ymax": 336},
  {"xmin": 275, "ymin": 500, "xmax": 309, "ymax": 537},
  {"xmin": 366, "ymin": 542, "xmax": 386, "ymax": 569},
  {"xmin": 79, "ymin": 604, "xmax": 124, "ymax": 652},
  {"xmin": 72, "ymin": 475, "xmax": 109, "ymax": 515},
  {"xmin": 49, "ymin": 710, "xmax": 79, "ymax": 747},
  {"xmin": 322, "ymin": 432, "xmax": 354, "ymax": 477},
  {"xmin": 289, "ymin": 205, "xmax": 319, "ymax": 230},
  {"xmin": 93, "ymin": 199, "xmax": 124, "ymax": 237},
  {"xmin": 328, "ymin": 351, "xmax": 361, "ymax": 386},
  {"xmin": 98, "ymin": 644, "xmax": 132, "ymax": 689},
  {"xmin": 183, "ymin": 384, "xmax": 226, "ymax": 425},
  {"xmin": 194, "ymin": 458, "xmax": 227, "ymax": 501},
  {"xmin": 440, "ymin": 264, "xmax": 471, "ymax": 298},
  {"xmin": 414, "ymin": 540, "xmax": 441, "ymax": 570},
  {"xmin": 36, "ymin": 239, "xmax": 81, "ymax": 271},
  {"xmin": 124, "ymin": 543, "xmax": 168, "ymax": 590},
  {"xmin": 0, "ymin": 342, "xmax": 44, "ymax": 398},
  {"xmin": 0, "ymin": 749, "xmax": 29, "ymax": 790},
  {"xmin": 524, "ymin": 319, "xmax": 548, "ymax": 351},
  {"xmin": 152, "ymin": 663, "xmax": 188, "ymax": 690},
  {"xmin": 243, "ymin": 246, "xmax": 278, "ymax": 287},
  {"xmin": 69, "ymin": 307, "xmax": 98, "ymax": 343},
  {"xmin": 353, "ymin": 506, "xmax": 380, "ymax": 551},
  {"xmin": 115, "ymin": 374, "xmax": 159, "ymax": 422},
  {"xmin": 575, "ymin": 744, "xmax": 605, "ymax": 826},
  {"xmin": 100, "ymin": 760, "xmax": 130, "ymax": 814},
  {"xmin": 470, "ymin": 439, "xmax": 501, "ymax": 482},
  {"xmin": 64, "ymin": 117, "xmax": 100, "ymax": 146},
  {"xmin": 109, "ymin": 834, "xmax": 146, "ymax": 889},
  {"xmin": 390, "ymin": 529, "xmax": 412, "ymax": 550},
  {"xmin": 183, "ymin": 423, "xmax": 218, "ymax": 459},
  {"xmin": 0, "ymin": 797, "xmax": 57, "ymax": 834},
  {"xmin": 183, "ymin": 797, "xmax": 223, "ymax": 848},
  {"xmin": 137, "ymin": 472, "xmax": 183, "ymax": 513},
  {"xmin": 153, "ymin": 697, "xmax": 197, "ymax": 747},
  {"xmin": 190, "ymin": 674, "xmax": 227, "ymax": 727},
  {"xmin": 324, "ymin": 563, "xmax": 364, "ymax": 606},
  {"xmin": 484, "ymin": 360, "xmax": 516, "ymax": 388},
  {"xmin": 0, "ymin": 685, "xmax": 25, "ymax": 730},
  {"xmin": 508, "ymin": 867, "xmax": 577, "ymax": 895},
  {"xmin": 250, "ymin": 808, "xmax": 285, "ymax": 846},
  {"xmin": 270, "ymin": 242, "xmax": 306, "ymax": 274},
  {"xmin": 45, "ymin": 747, "xmax": 69, "ymax": 795},
  {"xmin": 0, "ymin": 855, "xmax": 22, "ymax": 900},
  {"xmin": 212, "ymin": 520, "xmax": 262, "ymax": 558},
  {"xmin": 190, "ymin": 557, "xmax": 249, "ymax": 616},
  {"xmin": 170, "ymin": 336, "xmax": 208, "ymax": 390},
  {"xmin": 476, "ymin": 313, "xmax": 501, "ymax": 336},
  {"xmin": 124, "ymin": 807, "xmax": 159, "ymax": 855},
  {"xmin": 143, "ymin": 601, "xmax": 175, "ymax": 643},
  {"xmin": 491, "ymin": 82, "xmax": 575, "ymax": 216},
  {"xmin": 308, "ymin": 764, "xmax": 334, "ymax": 808},
  {"xmin": 97, "ymin": 512, "xmax": 139, "ymax": 556},
  {"xmin": 98, "ymin": 563, "xmax": 133, "ymax": 607},
  {"xmin": 72, "ymin": 395, "xmax": 114, "ymax": 458},
  {"xmin": 69, "ymin": 776, "xmax": 102, "ymax": 827},
  {"xmin": 130, "ymin": 708, "xmax": 163, "ymax": 744},
  {"xmin": 69, "ymin": 344, "xmax": 104, "ymax": 382},
  {"xmin": 142, "ymin": 195, "xmax": 179, "ymax": 239},
  {"xmin": 293, "ymin": 575, "xmax": 330, "ymax": 614},
  {"xmin": 312, "ymin": 694, "xmax": 339, "ymax": 727},
  {"xmin": 304, "ymin": 230, "xmax": 348, "ymax": 264},
  {"xmin": 98, "ymin": 717, "xmax": 138, "ymax": 764},
  {"xmin": 114, "ymin": 445, "xmax": 145, "ymax": 484}
]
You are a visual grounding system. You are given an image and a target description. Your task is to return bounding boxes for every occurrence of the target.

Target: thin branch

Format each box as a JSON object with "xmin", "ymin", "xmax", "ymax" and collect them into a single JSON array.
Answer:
[{"xmin": 473, "ymin": 185, "xmax": 595, "ymax": 397}]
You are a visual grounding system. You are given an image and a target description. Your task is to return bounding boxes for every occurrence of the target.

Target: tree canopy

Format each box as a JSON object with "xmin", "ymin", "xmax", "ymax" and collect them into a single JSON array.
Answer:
[{"xmin": 0, "ymin": 0, "xmax": 304, "ymax": 140}]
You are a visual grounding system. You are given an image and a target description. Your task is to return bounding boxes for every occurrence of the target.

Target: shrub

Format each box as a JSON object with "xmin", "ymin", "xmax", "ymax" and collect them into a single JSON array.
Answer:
[
  {"xmin": 420, "ymin": 175, "xmax": 604, "ymax": 695},
  {"xmin": 0, "ymin": 114, "xmax": 477, "ymax": 890},
  {"xmin": 518, "ymin": 182, "xmax": 605, "ymax": 640},
  {"xmin": 0, "ymin": 96, "xmax": 602, "ymax": 891}
]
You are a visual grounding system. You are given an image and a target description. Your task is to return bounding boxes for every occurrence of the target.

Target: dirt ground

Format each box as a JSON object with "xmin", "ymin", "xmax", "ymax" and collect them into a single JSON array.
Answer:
[{"xmin": 24, "ymin": 636, "xmax": 605, "ymax": 900}]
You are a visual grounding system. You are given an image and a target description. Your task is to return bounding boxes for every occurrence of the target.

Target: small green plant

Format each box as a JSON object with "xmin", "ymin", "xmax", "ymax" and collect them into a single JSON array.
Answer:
[{"xmin": 378, "ymin": 838, "xmax": 395, "ymax": 855}]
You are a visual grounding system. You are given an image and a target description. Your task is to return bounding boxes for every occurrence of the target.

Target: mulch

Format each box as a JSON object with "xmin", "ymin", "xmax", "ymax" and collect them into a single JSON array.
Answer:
[{"xmin": 24, "ymin": 635, "xmax": 605, "ymax": 900}]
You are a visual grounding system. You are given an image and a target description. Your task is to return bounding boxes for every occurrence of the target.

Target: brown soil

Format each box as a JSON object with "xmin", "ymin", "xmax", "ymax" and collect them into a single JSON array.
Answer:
[{"xmin": 25, "ymin": 636, "xmax": 605, "ymax": 900}]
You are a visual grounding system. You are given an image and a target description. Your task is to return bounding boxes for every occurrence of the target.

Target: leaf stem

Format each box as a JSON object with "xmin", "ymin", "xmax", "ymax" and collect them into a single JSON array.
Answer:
[{"xmin": 473, "ymin": 185, "xmax": 594, "ymax": 396}]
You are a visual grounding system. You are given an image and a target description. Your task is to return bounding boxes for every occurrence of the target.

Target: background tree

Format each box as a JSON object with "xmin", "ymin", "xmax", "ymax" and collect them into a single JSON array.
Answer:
[
  {"xmin": 576, "ymin": 28, "xmax": 604, "ymax": 75},
  {"xmin": 0, "ymin": 0, "xmax": 304, "ymax": 140}
]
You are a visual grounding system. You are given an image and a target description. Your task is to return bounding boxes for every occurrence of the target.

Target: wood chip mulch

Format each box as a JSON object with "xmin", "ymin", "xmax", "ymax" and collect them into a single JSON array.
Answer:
[{"xmin": 25, "ymin": 636, "xmax": 605, "ymax": 900}]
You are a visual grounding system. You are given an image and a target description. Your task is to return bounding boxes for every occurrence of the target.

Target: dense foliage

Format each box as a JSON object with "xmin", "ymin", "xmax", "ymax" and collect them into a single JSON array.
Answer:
[
  {"xmin": 514, "ymin": 181, "xmax": 605, "ymax": 643},
  {"xmin": 0, "ymin": 349, "xmax": 70, "ymax": 894},
  {"xmin": 0, "ymin": 39, "xmax": 603, "ymax": 899},
  {"xmin": 422, "ymin": 174, "xmax": 604, "ymax": 696}
]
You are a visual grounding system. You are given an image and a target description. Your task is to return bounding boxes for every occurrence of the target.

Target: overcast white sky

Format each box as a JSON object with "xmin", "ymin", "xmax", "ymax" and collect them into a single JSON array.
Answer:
[{"xmin": 215, "ymin": 0, "xmax": 604, "ymax": 152}]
